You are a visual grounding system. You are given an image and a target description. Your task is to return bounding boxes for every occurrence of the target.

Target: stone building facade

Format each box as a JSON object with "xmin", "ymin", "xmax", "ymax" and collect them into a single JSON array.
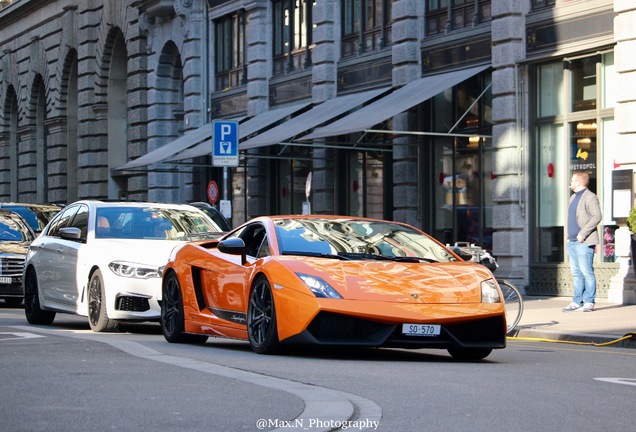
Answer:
[{"xmin": 1, "ymin": 0, "xmax": 635, "ymax": 299}]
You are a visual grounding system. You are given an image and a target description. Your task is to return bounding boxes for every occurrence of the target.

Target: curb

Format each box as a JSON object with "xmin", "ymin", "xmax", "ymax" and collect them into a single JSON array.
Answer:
[{"xmin": 509, "ymin": 328, "xmax": 636, "ymax": 350}]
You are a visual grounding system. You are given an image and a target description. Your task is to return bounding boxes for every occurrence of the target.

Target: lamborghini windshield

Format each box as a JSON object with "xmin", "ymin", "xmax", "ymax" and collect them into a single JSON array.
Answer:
[{"xmin": 274, "ymin": 218, "xmax": 455, "ymax": 262}]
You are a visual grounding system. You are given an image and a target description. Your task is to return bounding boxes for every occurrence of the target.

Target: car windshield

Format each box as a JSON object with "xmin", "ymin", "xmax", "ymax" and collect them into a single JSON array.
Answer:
[
  {"xmin": 95, "ymin": 207, "xmax": 221, "ymax": 240},
  {"xmin": 0, "ymin": 214, "xmax": 34, "ymax": 242},
  {"xmin": 274, "ymin": 218, "xmax": 456, "ymax": 262},
  {"xmin": 3, "ymin": 205, "xmax": 59, "ymax": 233}
]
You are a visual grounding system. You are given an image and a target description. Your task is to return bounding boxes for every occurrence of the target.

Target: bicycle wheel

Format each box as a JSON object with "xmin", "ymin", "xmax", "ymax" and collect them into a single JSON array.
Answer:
[{"xmin": 497, "ymin": 279, "xmax": 524, "ymax": 334}]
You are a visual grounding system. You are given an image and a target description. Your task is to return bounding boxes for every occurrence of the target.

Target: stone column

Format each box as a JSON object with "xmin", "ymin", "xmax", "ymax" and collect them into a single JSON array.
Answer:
[
  {"xmin": 311, "ymin": 0, "xmax": 338, "ymax": 214},
  {"xmin": 490, "ymin": 0, "xmax": 527, "ymax": 283},
  {"xmin": 0, "ymin": 129, "xmax": 8, "ymax": 199},
  {"xmin": 609, "ymin": 1, "xmax": 636, "ymax": 304},
  {"xmin": 79, "ymin": 103, "xmax": 109, "ymax": 199},
  {"xmin": 614, "ymin": 1, "xmax": 636, "ymax": 165},
  {"xmin": 16, "ymin": 126, "xmax": 38, "ymax": 202},
  {"xmin": 391, "ymin": 0, "xmax": 420, "ymax": 225},
  {"xmin": 44, "ymin": 117, "xmax": 69, "ymax": 204},
  {"xmin": 77, "ymin": 7, "xmax": 109, "ymax": 200},
  {"xmin": 124, "ymin": 7, "xmax": 152, "ymax": 201},
  {"xmin": 245, "ymin": 2, "xmax": 270, "ymax": 218}
]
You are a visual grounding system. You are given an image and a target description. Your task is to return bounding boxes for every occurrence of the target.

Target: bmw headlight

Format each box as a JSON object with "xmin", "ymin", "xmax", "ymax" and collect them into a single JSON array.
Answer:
[
  {"xmin": 296, "ymin": 273, "xmax": 343, "ymax": 299},
  {"xmin": 108, "ymin": 261, "xmax": 162, "ymax": 279},
  {"xmin": 481, "ymin": 279, "xmax": 501, "ymax": 303}
]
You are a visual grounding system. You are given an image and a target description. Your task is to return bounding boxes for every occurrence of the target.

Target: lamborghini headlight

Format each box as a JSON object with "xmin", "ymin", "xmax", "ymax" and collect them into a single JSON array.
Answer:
[
  {"xmin": 108, "ymin": 261, "xmax": 162, "ymax": 279},
  {"xmin": 481, "ymin": 279, "xmax": 501, "ymax": 303},
  {"xmin": 296, "ymin": 273, "xmax": 343, "ymax": 299}
]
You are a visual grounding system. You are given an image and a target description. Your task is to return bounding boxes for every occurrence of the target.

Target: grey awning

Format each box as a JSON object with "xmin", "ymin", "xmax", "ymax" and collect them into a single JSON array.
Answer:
[
  {"xmin": 167, "ymin": 101, "xmax": 311, "ymax": 162},
  {"xmin": 116, "ymin": 122, "xmax": 213, "ymax": 170},
  {"xmin": 302, "ymin": 64, "xmax": 490, "ymax": 140},
  {"xmin": 240, "ymin": 87, "xmax": 390, "ymax": 150}
]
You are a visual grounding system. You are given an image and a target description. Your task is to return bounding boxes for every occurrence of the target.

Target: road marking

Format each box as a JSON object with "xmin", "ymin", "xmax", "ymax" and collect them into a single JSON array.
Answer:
[
  {"xmin": 594, "ymin": 378, "xmax": 636, "ymax": 387},
  {"xmin": 10, "ymin": 326, "xmax": 382, "ymax": 431},
  {"xmin": 0, "ymin": 332, "xmax": 45, "ymax": 341}
]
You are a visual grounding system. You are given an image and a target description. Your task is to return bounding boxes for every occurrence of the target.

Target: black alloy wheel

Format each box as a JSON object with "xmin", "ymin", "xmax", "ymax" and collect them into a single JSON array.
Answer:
[
  {"xmin": 161, "ymin": 271, "xmax": 208, "ymax": 344},
  {"xmin": 24, "ymin": 268, "xmax": 55, "ymax": 325},
  {"xmin": 87, "ymin": 269, "xmax": 117, "ymax": 332},
  {"xmin": 247, "ymin": 276, "xmax": 280, "ymax": 354}
]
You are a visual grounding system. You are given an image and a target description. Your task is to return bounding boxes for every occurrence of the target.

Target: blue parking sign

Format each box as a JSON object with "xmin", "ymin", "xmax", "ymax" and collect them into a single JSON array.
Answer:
[{"xmin": 212, "ymin": 120, "xmax": 239, "ymax": 167}]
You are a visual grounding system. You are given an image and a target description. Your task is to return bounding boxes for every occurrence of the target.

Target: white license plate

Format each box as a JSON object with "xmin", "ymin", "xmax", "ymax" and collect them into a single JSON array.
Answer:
[
  {"xmin": 0, "ymin": 276, "xmax": 12, "ymax": 284},
  {"xmin": 402, "ymin": 324, "xmax": 441, "ymax": 337}
]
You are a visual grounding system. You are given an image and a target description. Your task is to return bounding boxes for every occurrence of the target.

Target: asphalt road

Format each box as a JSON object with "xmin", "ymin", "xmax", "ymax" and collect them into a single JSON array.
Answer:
[{"xmin": 1, "ymin": 304, "xmax": 635, "ymax": 432}]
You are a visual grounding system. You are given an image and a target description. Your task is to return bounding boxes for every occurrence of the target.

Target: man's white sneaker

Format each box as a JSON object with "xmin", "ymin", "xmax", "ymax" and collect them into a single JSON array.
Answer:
[
  {"xmin": 562, "ymin": 302, "xmax": 581, "ymax": 312},
  {"xmin": 581, "ymin": 303, "xmax": 595, "ymax": 312}
]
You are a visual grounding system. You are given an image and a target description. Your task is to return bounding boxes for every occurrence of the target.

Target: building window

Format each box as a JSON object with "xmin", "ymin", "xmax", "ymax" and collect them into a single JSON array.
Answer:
[
  {"xmin": 536, "ymin": 61, "xmax": 563, "ymax": 117},
  {"xmin": 570, "ymin": 56, "xmax": 598, "ymax": 112},
  {"xmin": 341, "ymin": 0, "xmax": 393, "ymax": 57},
  {"xmin": 601, "ymin": 51, "xmax": 615, "ymax": 109},
  {"xmin": 215, "ymin": 10, "xmax": 246, "ymax": 90},
  {"xmin": 531, "ymin": 0, "xmax": 555, "ymax": 11},
  {"xmin": 532, "ymin": 52, "xmax": 615, "ymax": 264},
  {"xmin": 272, "ymin": 0, "xmax": 314, "ymax": 76},
  {"xmin": 425, "ymin": 1, "xmax": 491, "ymax": 36}
]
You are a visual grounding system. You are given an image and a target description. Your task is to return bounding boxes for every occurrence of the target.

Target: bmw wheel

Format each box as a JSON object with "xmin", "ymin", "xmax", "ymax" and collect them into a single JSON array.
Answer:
[
  {"xmin": 24, "ymin": 268, "xmax": 56, "ymax": 325},
  {"xmin": 161, "ymin": 272, "xmax": 208, "ymax": 344},
  {"xmin": 247, "ymin": 276, "xmax": 279, "ymax": 354},
  {"xmin": 87, "ymin": 269, "xmax": 117, "ymax": 332}
]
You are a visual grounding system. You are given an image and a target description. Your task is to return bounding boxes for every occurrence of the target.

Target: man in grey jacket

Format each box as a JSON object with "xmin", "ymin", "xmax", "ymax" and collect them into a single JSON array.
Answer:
[{"xmin": 563, "ymin": 171, "xmax": 602, "ymax": 312}]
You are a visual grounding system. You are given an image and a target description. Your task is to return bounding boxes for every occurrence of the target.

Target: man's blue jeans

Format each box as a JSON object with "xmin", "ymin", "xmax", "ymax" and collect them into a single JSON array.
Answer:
[{"xmin": 566, "ymin": 241, "xmax": 596, "ymax": 305}]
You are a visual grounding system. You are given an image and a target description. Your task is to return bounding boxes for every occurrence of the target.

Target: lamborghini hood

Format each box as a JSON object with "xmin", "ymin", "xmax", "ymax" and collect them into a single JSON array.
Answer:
[{"xmin": 284, "ymin": 258, "xmax": 491, "ymax": 303}]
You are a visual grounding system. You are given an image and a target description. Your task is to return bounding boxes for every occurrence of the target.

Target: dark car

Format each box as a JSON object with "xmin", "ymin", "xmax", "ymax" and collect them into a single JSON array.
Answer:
[
  {"xmin": 0, "ymin": 202, "xmax": 61, "ymax": 234},
  {"xmin": 189, "ymin": 202, "xmax": 232, "ymax": 232},
  {"xmin": 0, "ymin": 209, "xmax": 36, "ymax": 305}
]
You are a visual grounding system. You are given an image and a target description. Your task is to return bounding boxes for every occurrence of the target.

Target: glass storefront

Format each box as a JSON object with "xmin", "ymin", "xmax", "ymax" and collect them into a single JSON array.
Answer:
[
  {"xmin": 424, "ymin": 73, "xmax": 494, "ymax": 250},
  {"xmin": 265, "ymin": 70, "xmax": 493, "ymax": 238},
  {"xmin": 346, "ymin": 151, "xmax": 386, "ymax": 219},
  {"xmin": 275, "ymin": 147, "xmax": 312, "ymax": 215},
  {"xmin": 532, "ymin": 51, "xmax": 615, "ymax": 265}
]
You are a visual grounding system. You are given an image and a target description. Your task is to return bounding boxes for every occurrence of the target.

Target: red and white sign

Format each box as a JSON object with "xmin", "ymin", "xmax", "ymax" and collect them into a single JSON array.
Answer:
[{"xmin": 207, "ymin": 181, "xmax": 219, "ymax": 204}]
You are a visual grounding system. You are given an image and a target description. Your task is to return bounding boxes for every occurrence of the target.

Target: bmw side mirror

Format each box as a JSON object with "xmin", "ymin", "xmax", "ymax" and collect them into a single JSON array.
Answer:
[{"xmin": 59, "ymin": 227, "xmax": 82, "ymax": 240}]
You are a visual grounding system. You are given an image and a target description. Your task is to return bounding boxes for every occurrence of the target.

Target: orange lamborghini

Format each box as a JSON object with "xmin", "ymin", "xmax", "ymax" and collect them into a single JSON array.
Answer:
[{"xmin": 160, "ymin": 216, "xmax": 506, "ymax": 360}]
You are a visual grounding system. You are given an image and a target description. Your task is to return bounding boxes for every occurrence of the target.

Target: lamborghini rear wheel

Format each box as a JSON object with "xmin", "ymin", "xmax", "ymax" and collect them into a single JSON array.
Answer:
[
  {"xmin": 161, "ymin": 272, "xmax": 208, "ymax": 344},
  {"xmin": 247, "ymin": 276, "xmax": 279, "ymax": 354}
]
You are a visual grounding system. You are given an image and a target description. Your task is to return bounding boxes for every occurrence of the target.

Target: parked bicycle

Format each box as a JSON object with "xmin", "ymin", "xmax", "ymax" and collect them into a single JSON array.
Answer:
[{"xmin": 450, "ymin": 243, "xmax": 524, "ymax": 334}]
